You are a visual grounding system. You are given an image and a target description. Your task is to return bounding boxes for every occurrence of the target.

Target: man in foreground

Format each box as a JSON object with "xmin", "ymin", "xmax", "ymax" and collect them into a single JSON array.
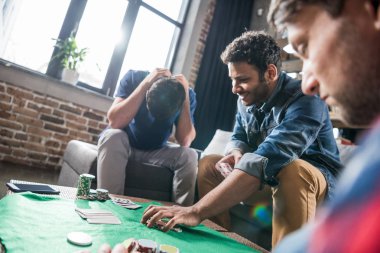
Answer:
[
  {"xmin": 98, "ymin": 68, "xmax": 197, "ymax": 206},
  {"xmin": 141, "ymin": 31, "xmax": 342, "ymax": 248},
  {"xmin": 267, "ymin": 0, "xmax": 380, "ymax": 252}
]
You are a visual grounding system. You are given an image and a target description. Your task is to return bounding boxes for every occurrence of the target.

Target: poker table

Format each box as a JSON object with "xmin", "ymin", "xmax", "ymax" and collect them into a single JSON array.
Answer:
[{"xmin": 0, "ymin": 181, "xmax": 269, "ymax": 253}]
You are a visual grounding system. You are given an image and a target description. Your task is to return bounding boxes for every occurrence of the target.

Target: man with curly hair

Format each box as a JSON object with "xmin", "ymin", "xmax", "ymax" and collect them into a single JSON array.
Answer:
[{"xmin": 141, "ymin": 31, "xmax": 342, "ymax": 248}]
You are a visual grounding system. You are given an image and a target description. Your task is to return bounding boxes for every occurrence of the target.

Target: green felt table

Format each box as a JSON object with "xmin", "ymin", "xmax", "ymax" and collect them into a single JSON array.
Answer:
[{"xmin": 0, "ymin": 192, "xmax": 265, "ymax": 253}]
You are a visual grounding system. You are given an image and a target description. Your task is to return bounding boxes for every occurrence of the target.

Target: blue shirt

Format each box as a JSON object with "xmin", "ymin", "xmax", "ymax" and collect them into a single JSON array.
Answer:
[
  {"xmin": 226, "ymin": 72, "xmax": 343, "ymax": 199},
  {"xmin": 115, "ymin": 70, "xmax": 197, "ymax": 150}
]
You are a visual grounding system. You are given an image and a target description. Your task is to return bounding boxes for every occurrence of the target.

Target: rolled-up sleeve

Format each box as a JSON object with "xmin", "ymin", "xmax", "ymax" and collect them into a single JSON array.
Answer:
[
  {"xmin": 115, "ymin": 70, "xmax": 148, "ymax": 98},
  {"xmin": 236, "ymin": 152, "xmax": 268, "ymax": 179}
]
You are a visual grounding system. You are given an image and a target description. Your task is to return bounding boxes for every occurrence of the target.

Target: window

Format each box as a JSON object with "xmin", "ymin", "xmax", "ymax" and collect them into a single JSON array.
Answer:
[
  {"xmin": 0, "ymin": 0, "xmax": 190, "ymax": 96},
  {"xmin": 142, "ymin": 0, "xmax": 184, "ymax": 20},
  {"xmin": 75, "ymin": 0, "xmax": 128, "ymax": 89},
  {"xmin": 1, "ymin": 0, "xmax": 71, "ymax": 72},
  {"xmin": 116, "ymin": 6, "xmax": 180, "ymax": 94}
]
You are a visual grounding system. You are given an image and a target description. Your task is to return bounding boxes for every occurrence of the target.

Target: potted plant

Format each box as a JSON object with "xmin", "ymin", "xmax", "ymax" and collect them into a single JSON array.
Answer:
[{"xmin": 52, "ymin": 33, "xmax": 88, "ymax": 85}]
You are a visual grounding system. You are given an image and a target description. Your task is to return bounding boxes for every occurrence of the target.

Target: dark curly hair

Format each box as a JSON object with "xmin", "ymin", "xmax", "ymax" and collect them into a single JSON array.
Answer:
[
  {"xmin": 146, "ymin": 77, "xmax": 185, "ymax": 120},
  {"xmin": 220, "ymin": 31, "xmax": 281, "ymax": 80}
]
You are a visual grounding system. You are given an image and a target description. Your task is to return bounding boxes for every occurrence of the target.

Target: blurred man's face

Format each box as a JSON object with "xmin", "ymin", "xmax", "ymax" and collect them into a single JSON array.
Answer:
[
  {"xmin": 286, "ymin": 1, "xmax": 380, "ymax": 126},
  {"xmin": 228, "ymin": 62, "xmax": 271, "ymax": 106}
]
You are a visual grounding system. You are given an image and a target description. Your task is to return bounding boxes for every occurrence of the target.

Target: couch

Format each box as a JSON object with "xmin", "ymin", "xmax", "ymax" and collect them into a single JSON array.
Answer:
[{"xmin": 58, "ymin": 140, "xmax": 174, "ymax": 201}]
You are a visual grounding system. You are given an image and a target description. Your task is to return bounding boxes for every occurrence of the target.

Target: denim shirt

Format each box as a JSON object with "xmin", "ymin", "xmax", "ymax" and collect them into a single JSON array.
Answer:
[{"xmin": 225, "ymin": 72, "xmax": 343, "ymax": 200}]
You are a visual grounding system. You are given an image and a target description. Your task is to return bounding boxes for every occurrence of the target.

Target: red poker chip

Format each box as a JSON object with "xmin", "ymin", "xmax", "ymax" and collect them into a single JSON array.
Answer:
[{"xmin": 138, "ymin": 239, "xmax": 158, "ymax": 253}]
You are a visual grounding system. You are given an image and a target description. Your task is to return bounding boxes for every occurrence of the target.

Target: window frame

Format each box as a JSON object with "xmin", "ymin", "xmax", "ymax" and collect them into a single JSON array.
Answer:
[{"xmin": 45, "ymin": 0, "xmax": 190, "ymax": 96}]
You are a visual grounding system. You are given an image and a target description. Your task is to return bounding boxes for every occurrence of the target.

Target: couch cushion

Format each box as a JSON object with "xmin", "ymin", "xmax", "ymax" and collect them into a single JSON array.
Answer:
[
  {"xmin": 202, "ymin": 129, "xmax": 232, "ymax": 158},
  {"xmin": 58, "ymin": 161, "xmax": 83, "ymax": 187},
  {"xmin": 124, "ymin": 160, "xmax": 173, "ymax": 201},
  {"xmin": 63, "ymin": 140, "xmax": 98, "ymax": 175}
]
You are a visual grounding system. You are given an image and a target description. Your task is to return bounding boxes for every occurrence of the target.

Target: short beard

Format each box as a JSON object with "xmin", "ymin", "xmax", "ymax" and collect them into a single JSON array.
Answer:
[{"xmin": 334, "ymin": 20, "xmax": 380, "ymax": 126}]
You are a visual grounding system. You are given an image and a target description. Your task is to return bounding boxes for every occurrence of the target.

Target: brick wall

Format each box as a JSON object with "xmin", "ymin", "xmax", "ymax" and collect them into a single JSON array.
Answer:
[
  {"xmin": 0, "ymin": 81, "xmax": 108, "ymax": 171},
  {"xmin": 188, "ymin": 0, "xmax": 216, "ymax": 87}
]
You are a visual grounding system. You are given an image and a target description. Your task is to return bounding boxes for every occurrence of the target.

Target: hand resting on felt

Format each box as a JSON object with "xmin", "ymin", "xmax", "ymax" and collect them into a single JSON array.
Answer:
[{"xmin": 141, "ymin": 204, "xmax": 202, "ymax": 232}]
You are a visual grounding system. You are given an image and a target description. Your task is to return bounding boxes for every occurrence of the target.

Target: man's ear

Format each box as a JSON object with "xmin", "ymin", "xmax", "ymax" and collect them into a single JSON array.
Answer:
[
  {"xmin": 265, "ymin": 64, "xmax": 278, "ymax": 82},
  {"xmin": 375, "ymin": 1, "xmax": 380, "ymax": 29},
  {"xmin": 365, "ymin": 0, "xmax": 380, "ymax": 29}
]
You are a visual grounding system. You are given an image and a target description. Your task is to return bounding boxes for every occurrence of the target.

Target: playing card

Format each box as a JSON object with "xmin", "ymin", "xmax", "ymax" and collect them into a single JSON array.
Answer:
[
  {"xmin": 75, "ymin": 208, "xmax": 113, "ymax": 215},
  {"xmin": 154, "ymin": 219, "xmax": 182, "ymax": 233},
  {"xmin": 87, "ymin": 216, "xmax": 121, "ymax": 225},
  {"xmin": 75, "ymin": 208, "xmax": 121, "ymax": 224},
  {"xmin": 216, "ymin": 162, "xmax": 234, "ymax": 178},
  {"xmin": 111, "ymin": 197, "xmax": 142, "ymax": 209}
]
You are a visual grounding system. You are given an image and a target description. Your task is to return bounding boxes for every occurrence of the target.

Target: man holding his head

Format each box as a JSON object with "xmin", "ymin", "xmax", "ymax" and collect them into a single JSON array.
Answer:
[
  {"xmin": 97, "ymin": 68, "xmax": 197, "ymax": 206},
  {"xmin": 141, "ymin": 31, "xmax": 342, "ymax": 248},
  {"xmin": 268, "ymin": 0, "xmax": 380, "ymax": 252}
]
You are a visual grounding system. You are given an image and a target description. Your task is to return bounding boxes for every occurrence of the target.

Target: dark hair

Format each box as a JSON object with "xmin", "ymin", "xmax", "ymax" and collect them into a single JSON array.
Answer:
[
  {"xmin": 268, "ymin": 0, "xmax": 346, "ymax": 32},
  {"xmin": 146, "ymin": 77, "xmax": 185, "ymax": 120},
  {"xmin": 220, "ymin": 31, "xmax": 281, "ymax": 79}
]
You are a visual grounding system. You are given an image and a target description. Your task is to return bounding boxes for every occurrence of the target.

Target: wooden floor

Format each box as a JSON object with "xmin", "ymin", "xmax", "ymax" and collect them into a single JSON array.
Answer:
[{"xmin": 0, "ymin": 161, "xmax": 60, "ymax": 198}]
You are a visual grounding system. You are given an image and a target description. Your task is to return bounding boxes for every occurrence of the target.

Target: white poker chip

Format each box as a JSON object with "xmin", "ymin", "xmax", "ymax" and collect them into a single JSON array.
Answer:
[
  {"xmin": 138, "ymin": 239, "xmax": 157, "ymax": 252},
  {"xmin": 67, "ymin": 231, "xmax": 92, "ymax": 246}
]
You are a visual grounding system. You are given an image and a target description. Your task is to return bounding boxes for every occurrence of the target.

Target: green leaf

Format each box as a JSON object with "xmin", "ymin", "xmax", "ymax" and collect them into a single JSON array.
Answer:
[{"xmin": 51, "ymin": 33, "xmax": 88, "ymax": 70}]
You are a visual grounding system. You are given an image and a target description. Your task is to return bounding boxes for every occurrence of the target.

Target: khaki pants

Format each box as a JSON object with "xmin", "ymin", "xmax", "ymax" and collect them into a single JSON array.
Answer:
[
  {"xmin": 197, "ymin": 154, "xmax": 327, "ymax": 247},
  {"xmin": 97, "ymin": 128, "xmax": 198, "ymax": 206}
]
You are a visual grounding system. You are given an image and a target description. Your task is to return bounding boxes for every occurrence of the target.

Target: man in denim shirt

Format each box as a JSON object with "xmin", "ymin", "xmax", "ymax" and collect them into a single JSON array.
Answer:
[{"xmin": 141, "ymin": 31, "xmax": 342, "ymax": 248}]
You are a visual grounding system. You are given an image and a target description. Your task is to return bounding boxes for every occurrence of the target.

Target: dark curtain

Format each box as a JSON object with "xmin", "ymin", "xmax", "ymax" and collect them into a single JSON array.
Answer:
[{"xmin": 191, "ymin": 0, "xmax": 254, "ymax": 150}]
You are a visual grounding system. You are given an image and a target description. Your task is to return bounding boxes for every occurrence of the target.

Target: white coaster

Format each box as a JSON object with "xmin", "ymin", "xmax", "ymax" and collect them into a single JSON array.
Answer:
[{"xmin": 67, "ymin": 231, "xmax": 92, "ymax": 246}]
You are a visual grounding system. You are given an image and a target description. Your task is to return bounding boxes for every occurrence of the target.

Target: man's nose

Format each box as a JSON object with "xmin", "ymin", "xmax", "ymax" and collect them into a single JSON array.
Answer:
[
  {"xmin": 302, "ymin": 75, "xmax": 320, "ymax": 95},
  {"xmin": 301, "ymin": 61, "xmax": 319, "ymax": 95},
  {"xmin": 232, "ymin": 82, "xmax": 240, "ymax": 94}
]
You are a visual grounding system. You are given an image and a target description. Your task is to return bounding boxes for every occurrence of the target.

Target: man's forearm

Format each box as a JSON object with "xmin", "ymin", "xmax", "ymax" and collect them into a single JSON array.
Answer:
[
  {"xmin": 175, "ymin": 95, "xmax": 195, "ymax": 146},
  {"xmin": 107, "ymin": 83, "xmax": 149, "ymax": 129},
  {"xmin": 193, "ymin": 169, "xmax": 260, "ymax": 221}
]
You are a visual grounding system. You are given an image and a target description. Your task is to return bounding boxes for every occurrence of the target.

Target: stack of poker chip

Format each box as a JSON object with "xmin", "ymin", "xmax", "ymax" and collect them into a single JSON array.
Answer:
[
  {"xmin": 76, "ymin": 174, "xmax": 95, "ymax": 199},
  {"xmin": 96, "ymin": 188, "xmax": 110, "ymax": 201},
  {"xmin": 87, "ymin": 189, "xmax": 98, "ymax": 201}
]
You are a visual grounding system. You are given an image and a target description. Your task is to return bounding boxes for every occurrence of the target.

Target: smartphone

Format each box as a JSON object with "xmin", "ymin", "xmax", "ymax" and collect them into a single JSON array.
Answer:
[{"xmin": 6, "ymin": 182, "xmax": 60, "ymax": 195}]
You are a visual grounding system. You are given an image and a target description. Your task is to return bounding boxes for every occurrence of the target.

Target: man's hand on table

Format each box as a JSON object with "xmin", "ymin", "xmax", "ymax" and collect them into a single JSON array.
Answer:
[{"xmin": 141, "ymin": 205, "xmax": 202, "ymax": 232}]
